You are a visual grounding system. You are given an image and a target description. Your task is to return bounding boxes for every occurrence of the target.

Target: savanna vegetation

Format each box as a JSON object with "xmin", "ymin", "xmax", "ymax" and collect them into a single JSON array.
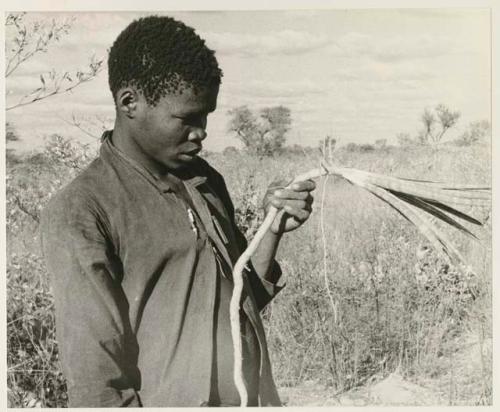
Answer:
[
  {"xmin": 5, "ymin": 11, "xmax": 492, "ymax": 408},
  {"xmin": 6, "ymin": 124, "xmax": 491, "ymax": 406}
]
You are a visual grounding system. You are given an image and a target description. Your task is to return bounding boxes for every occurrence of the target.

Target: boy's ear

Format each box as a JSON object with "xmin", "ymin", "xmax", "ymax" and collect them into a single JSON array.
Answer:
[{"xmin": 117, "ymin": 88, "xmax": 140, "ymax": 118}]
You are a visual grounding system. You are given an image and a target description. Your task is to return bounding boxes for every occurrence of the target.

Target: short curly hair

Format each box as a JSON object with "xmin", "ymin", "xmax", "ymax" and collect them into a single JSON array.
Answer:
[{"xmin": 108, "ymin": 15, "xmax": 223, "ymax": 106}]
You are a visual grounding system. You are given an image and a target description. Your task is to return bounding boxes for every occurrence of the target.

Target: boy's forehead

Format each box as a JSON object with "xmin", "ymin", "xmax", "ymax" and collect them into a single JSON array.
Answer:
[{"xmin": 160, "ymin": 83, "xmax": 219, "ymax": 110}]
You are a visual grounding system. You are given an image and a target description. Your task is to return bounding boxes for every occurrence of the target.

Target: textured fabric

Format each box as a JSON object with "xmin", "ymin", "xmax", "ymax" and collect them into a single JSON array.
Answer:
[{"xmin": 40, "ymin": 132, "xmax": 284, "ymax": 407}]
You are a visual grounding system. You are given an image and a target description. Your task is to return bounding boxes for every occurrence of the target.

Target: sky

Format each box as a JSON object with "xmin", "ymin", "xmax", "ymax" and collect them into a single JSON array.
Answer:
[{"xmin": 5, "ymin": 9, "xmax": 491, "ymax": 153}]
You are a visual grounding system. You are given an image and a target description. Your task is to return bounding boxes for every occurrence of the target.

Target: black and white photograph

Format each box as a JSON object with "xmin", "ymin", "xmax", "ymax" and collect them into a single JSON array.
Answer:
[{"xmin": 4, "ymin": 1, "xmax": 495, "ymax": 408}]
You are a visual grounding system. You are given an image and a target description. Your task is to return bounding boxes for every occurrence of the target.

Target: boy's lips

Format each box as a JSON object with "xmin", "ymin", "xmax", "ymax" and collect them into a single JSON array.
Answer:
[{"xmin": 183, "ymin": 146, "xmax": 202, "ymax": 156}]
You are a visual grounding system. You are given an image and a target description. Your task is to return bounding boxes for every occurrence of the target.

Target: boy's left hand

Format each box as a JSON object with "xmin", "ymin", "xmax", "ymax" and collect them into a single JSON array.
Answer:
[{"xmin": 263, "ymin": 179, "xmax": 316, "ymax": 235}]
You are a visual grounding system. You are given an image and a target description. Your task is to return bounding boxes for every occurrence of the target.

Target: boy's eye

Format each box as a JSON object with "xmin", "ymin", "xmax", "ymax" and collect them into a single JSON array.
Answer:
[
  {"xmin": 176, "ymin": 114, "xmax": 207, "ymax": 127},
  {"xmin": 176, "ymin": 115, "xmax": 194, "ymax": 123}
]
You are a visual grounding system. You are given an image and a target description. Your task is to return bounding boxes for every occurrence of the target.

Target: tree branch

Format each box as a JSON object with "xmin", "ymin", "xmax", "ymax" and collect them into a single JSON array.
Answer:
[
  {"xmin": 13, "ymin": 195, "xmax": 40, "ymax": 224},
  {"xmin": 6, "ymin": 59, "xmax": 103, "ymax": 111}
]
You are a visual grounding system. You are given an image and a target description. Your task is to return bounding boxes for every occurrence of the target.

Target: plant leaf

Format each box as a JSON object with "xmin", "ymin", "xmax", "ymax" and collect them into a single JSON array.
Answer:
[
  {"xmin": 357, "ymin": 182, "xmax": 465, "ymax": 266},
  {"xmin": 388, "ymin": 190, "xmax": 479, "ymax": 239}
]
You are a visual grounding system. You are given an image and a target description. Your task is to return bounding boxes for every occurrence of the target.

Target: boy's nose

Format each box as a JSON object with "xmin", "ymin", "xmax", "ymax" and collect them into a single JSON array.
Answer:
[{"xmin": 188, "ymin": 129, "xmax": 207, "ymax": 141}]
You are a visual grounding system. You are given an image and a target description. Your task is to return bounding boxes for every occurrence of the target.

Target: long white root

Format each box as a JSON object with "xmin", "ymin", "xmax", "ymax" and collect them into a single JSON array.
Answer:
[
  {"xmin": 229, "ymin": 162, "xmax": 489, "ymax": 407},
  {"xmin": 229, "ymin": 166, "xmax": 329, "ymax": 407}
]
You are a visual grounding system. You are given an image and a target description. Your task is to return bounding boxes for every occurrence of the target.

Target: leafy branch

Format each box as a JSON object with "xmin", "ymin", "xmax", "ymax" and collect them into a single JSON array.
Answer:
[
  {"xmin": 5, "ymin": 12, "xmax": 104, "ymax": 111},
  {"xmin": 58, "ymin": 113, "xmax": 112, "ymax": 140}
]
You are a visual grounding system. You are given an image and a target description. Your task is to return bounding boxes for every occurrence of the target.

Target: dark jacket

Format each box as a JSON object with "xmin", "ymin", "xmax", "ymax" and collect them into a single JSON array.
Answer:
[{"xmin": 40, "ymin": 134, "xmax": 283, "ymax": 407}]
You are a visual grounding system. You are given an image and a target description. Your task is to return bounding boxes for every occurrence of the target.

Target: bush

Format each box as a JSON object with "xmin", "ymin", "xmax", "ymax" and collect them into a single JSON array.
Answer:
[
  {"xmin": 6, "ymin": 135, "xmax": 97, "ymax": 407},
  {"xmin": 455, "ymin": 120, "xmax": 490, "ymax": 146},
  {"xmin": 344, "ymin": 142, "xmax": 375, "ymax": 153},
  {"xmin": 7, "ymin": 253, "xmax": 67, "ymax": 407}
]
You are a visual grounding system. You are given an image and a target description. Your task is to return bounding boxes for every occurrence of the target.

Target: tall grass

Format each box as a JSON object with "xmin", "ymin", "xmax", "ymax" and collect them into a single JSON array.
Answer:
[
  {"xmin": 213, "ymin": 143, "xmax": 491, "ymax": 404},
  {"xmin": 6, "ymin": 140, "xmax": 491, "ymax": 406}
]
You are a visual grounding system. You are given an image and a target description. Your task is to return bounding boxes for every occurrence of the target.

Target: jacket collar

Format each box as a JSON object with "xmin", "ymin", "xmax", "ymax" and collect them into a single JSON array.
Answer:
[{"xmin": 100, "ymin": 130, "xmax": 207, "ymax": 191}]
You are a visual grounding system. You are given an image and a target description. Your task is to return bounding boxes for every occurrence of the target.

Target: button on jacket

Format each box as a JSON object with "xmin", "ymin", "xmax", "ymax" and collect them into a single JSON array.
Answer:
[{"xmin": 40, "ymin": 133, "xmax": 283, "ymax": 407}]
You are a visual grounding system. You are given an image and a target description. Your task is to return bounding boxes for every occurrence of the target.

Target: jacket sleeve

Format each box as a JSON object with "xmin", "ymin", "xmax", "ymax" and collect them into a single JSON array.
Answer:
[
  {"xmin": 40, "ymin": 189, "xmax": 142, "ymax": 407},
  {"xmin": 207, "ymin": 166, "xmax": 285, "ymax": 311}
]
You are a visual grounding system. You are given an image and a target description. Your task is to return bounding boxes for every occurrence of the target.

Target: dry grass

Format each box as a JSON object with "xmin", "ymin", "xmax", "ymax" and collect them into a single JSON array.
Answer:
[
  {"xmin": 6, "ymin": 140, "xmax": 491, "ymax": 406},
  {"xmin": 213, "ymin": 142, "xmax": 491, "ymax": 404}
]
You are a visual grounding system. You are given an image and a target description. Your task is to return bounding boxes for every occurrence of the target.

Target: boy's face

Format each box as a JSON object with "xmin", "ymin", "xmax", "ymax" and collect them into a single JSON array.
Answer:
[{"xmin": 132, "ymin": 83, "xmax": 219, "ymax": 171}]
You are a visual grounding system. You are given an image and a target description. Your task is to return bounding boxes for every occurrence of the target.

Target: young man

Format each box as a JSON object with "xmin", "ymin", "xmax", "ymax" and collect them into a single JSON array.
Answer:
[{"xmin": 41, "ymin": 15, "xmax": 315, "ymax": 407}]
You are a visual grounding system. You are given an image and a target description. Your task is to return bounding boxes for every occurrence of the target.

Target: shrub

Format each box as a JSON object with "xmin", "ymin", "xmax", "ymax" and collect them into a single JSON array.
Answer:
[{"xmin": 455, "ymin": 120, "xmax": 490, "ymax": 146}]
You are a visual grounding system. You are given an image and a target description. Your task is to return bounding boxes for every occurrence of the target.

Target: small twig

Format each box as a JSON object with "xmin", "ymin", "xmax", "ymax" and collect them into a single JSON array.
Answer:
[
  {"xmin": 58, "ymin": 114, "xmax": 102, "ymax": 140},
  {"xmin": 13, "ymin": 195, "xmax": 40, "ymax": 223},
  {"xmin": 320, "ymin": 172, "xmax": 338, "ymax": 325},
  {"xmin": 7, "ymin": 314, "xmax": 35, "ymax": 326},
  {"xmin": 6, "ymin": 69, "xmax": 102, "ymax": 111}
]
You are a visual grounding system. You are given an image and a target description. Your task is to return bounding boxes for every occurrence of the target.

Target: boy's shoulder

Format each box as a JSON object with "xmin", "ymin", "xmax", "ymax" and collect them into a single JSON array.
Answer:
[{"xmin": 42, "ymin": 157, "xmax": 110, "ymax": 218}]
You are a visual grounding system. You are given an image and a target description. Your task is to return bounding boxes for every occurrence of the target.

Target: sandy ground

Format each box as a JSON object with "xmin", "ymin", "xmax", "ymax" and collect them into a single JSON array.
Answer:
[
  {"xmin": 279, "ymin": 372, "xmax": 442, "ymax": 406},
  {"xmin": 279, "ymin": 335, "xmax": 491, "ymax": 406}
]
